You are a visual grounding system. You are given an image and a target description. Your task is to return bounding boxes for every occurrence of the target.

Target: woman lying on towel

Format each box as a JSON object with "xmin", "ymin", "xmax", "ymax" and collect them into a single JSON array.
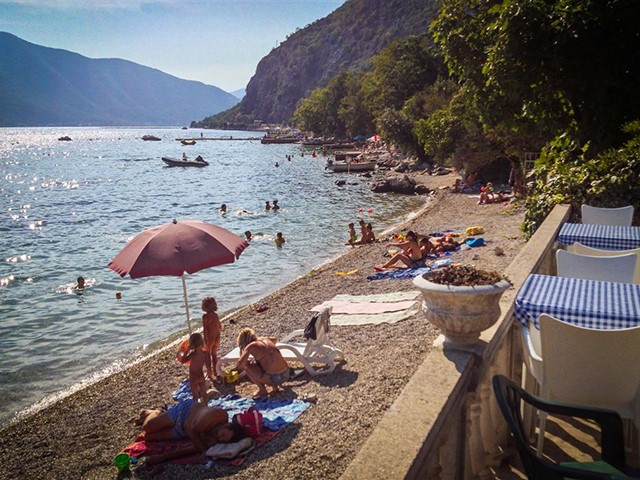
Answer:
[
  {"xmin": 231, "ymin": 327, "xmax": 290, "ymax": 398},
  {"xmin": 133, "ymin": 401, "xmax": 245, "ymax": 464}
]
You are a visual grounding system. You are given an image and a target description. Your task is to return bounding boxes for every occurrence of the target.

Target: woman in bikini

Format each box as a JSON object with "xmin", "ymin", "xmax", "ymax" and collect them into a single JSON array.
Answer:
[
  {"xmin": 375, "ymin": 230, "xmax": 422, "ymax": 270},
  {"xmin": 232, "ymin": 327, "xmax": 290, "ymax": 398}
]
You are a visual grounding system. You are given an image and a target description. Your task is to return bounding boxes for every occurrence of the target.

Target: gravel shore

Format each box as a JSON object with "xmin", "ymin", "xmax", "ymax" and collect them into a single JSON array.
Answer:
[{"xmin": 0, "ymin": 172, "xmax": 526, "ymax": 480}]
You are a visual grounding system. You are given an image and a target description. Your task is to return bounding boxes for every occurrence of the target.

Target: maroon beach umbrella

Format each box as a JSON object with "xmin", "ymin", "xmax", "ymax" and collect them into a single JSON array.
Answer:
[{"xmin": 108, "ymin": 219, "xmax": 248, "ymax": 331}]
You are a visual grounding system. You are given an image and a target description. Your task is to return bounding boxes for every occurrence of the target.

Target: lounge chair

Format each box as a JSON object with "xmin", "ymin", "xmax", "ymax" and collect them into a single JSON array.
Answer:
[{"xmin": 220, "ymin": 307, "xmax": 344, "ymax": 376}]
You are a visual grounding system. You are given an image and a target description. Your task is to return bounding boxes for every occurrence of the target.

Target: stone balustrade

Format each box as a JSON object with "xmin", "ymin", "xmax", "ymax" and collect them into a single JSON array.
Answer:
[{"xmin": 341, "ymin": 204, "xmax": 571, "ymax": 479}]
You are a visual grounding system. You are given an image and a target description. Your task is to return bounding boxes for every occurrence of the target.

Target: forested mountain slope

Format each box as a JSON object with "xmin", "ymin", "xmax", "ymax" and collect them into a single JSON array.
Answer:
[{"xmin": 205, "ymin": 0, "xmax": 440, "ymax": 126}]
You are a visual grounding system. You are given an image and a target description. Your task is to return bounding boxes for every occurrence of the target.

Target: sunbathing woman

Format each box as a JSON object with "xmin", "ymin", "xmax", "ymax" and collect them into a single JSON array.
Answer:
[
  {"xmin": 232, "ymin": 327, "xmax": 290, "ymax": 398},
  {"xmin": 433, "ymin": 235, "xmax": 459, "ymax": 253},
  {"xmin": 135, "ymin": 402, "xmax": 245, "ymax": 464},
  {"xmin": 419, "ymin": 237, "xmax": 435, "ymax": 258},
  {"xmin": 375, "ymin": 230, "xmax": 422, "ymax": 270}
]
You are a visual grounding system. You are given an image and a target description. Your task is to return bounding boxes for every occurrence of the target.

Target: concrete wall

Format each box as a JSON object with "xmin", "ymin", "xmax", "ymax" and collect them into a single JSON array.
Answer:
[{"xmin": 340, "ymin": 204, "xmax": 571, "ymax": 479}]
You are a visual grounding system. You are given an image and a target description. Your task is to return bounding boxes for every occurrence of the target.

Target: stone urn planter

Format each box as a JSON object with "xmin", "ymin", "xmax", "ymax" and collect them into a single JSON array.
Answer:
[{"xmin": 412, "ymin": 265, "xmax": 511, "ymax": 347}]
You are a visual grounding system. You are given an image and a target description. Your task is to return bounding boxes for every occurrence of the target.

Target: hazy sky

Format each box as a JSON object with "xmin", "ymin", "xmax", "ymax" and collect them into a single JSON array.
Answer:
[{"xmin": 0, "ymin": 0, "xmax": 345, "ymax": 92}]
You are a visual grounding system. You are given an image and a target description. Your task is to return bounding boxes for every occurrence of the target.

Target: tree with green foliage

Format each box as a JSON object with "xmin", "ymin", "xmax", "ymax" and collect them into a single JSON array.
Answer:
[
  {"xmin": 431, "ymin": 0, "xmax": 640, "ymax": 153},
  {"xmin": 523, "ymin": 122, "xmax": 640, "ymax": 236},
  {"xmin": 337, "ymin": 72, "xmax": 374, "ymax": 138},
  {"xmin": 362, "ymin": 35, "xmax": 443, "ymax": 119}
]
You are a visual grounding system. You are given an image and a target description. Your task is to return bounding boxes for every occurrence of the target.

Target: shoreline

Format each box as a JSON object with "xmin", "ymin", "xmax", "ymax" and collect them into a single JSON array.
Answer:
[
  {"xmin": 2, "ymin": 201, "xmax": 427, "ymax": 431},
  {"xmin": 0, "ymin": 172, "xmax": 526, "ymax": 480}
]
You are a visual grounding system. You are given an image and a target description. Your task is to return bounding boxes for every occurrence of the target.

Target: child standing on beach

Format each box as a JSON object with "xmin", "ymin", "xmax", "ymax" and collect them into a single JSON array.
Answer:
[
  {"xmin": 346, "ymin": 223, "xmax": 357, "ymax": 245},
  {"xmin": 184, "ymin": 332, "xmax": 212, "ymax": 403},
  {"xmin": 202, "ymin": 296, "xmax": 222, "ymax": 383}
]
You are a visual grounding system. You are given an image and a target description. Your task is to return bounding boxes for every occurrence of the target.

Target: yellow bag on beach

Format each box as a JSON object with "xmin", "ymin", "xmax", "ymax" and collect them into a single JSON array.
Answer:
[{"xmin": 465, "ymin": 226, "xmax": 485, "ymax": 236}]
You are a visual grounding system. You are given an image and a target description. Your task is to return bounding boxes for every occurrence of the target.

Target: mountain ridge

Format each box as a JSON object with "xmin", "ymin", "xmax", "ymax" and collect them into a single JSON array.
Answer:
[
  {"xmin": 0, "ymin": 32, "xmax": 239, "ymax": 127},
  {"xmin": 223, "ymin": 0, "xmax": 441, "ymax": 125}
]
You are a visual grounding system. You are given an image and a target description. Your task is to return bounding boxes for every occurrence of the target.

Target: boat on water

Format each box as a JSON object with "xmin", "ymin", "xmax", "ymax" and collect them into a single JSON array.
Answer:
[
  {"xmin": 326, "ymin": 159, "xmax": 376, "ymax": 173},
  {"xmin": 334, "ymin": 150, "xmax": 362, "ymax": 161},
  {"xmin": 181, "ymin": 139, "xmax": 196, "ymax": 145},
  {"xmin": 142, "ymin": 135, "xmax": 161, "ymax": 141},
  {"xmin": 261, "ymin": 135, "xmax": 298, "ymax": 144},
  {"xmin": 162, "ymin": 155, "xmax": 208, "ymax": 167},
  {"xmin": 58, "ymin": 136, "xmax": 72, "ymax": 141}
]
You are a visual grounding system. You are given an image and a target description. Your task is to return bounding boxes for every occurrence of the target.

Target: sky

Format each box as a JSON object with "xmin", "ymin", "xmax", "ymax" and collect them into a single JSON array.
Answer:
[{"xmin": 0, "ymin": 0, "xmax": 345, "ymax": 93}]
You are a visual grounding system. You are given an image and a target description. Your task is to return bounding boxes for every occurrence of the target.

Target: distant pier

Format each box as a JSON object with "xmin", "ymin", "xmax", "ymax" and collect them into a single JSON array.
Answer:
[{"xmin": 175, "ymin": 136, "xmax": 262, "ymax": 142}]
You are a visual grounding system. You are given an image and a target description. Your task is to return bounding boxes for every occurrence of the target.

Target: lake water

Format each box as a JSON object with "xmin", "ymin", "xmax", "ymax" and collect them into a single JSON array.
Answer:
[{"xmin": 0, "ymin": 127, "xmax": 424, "ymax": 427}]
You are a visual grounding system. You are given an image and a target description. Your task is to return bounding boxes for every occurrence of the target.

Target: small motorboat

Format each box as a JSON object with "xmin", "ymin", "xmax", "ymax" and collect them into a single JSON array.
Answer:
[
  {"xmin": 58, "ymin": 136, "xmax": 72, "ymax": 141},
  {"xmin": 162, "ymin": 155, "xmax": 209, "ymax": 167},
  {"xmin": 142, "ymin": 135, "xmax": 161, "ymax": 141},
  {"xmin": 326, "ymin": 159, "xmax": 376, "ymax": 173},
  {"xmin": 181, "ymin": 139, "xmax": 196, "ymax": 145}
]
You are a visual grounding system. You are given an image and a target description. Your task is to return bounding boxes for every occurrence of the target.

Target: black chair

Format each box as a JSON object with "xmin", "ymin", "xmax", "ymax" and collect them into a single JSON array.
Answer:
[{"xmin": 492, "ymin": 375, "xmax": 639, "ymax": 479}]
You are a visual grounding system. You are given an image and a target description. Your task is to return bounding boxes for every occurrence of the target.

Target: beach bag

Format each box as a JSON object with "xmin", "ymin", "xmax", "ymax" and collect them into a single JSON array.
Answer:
[
  {"xmin": 465, "ymin": 226, "xmax": 485, "ymax": 236},
  {"xmin": 232, "ymin": 407, "xmax": 263, "ymax": 438}
]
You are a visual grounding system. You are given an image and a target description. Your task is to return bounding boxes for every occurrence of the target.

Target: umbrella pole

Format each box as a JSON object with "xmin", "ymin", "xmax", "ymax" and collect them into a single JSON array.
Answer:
[{"xmin": 181, "ymin": 275, "xmax": 192, "ymax": 332}]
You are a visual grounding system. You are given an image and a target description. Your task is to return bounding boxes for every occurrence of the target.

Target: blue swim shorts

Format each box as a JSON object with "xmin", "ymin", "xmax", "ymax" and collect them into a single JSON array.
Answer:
[
  {"xmin": 166, "ymin": 398, "xmax": 195, "ymax": 439},
  {"xmin": 269, "ymin": 368, "xmax": 291, "ymax": 386}
]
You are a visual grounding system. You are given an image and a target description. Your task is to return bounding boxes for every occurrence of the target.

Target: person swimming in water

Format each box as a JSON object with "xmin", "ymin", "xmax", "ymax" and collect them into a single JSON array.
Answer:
[{"xmin": 274, "ymin": 232, "xmax": 286, "ymax": 248}]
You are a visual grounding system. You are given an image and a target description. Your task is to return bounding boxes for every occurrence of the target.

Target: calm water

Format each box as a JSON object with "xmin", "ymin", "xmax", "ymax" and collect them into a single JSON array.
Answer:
[{"xmin": 0, "ymin": 127, "xmax": 425, "ymax": 427}]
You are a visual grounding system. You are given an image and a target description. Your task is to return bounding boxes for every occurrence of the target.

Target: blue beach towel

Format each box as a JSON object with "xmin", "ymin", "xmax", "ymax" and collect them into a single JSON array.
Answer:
[
  {"xmin": 208, "ymin": 394, "xmax": 311, "ymax": 431},
  {"xmin": 172, "ymin": 378, "xmax": 193, "ymax": 402},
  {"xmin": 172, "ymin": 379, "xmax": 311, "ymax": 430},
  {"xmin": 367, "ymin": 258, "xmax": 453, "ymax": 281},
  {"xmin": 368, "ymin": 266, "xmax": 430, "ymax": 281}
]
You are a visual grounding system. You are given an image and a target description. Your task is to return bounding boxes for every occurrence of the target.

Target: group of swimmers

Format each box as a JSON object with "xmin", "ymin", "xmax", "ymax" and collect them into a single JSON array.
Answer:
[
  {"xmin": 374, "ymin": 230, "xmax": 459, "ymax": 271},
  {"xmin": 219, "ymin": 200, "xmax": 286, "ymax": 248}
]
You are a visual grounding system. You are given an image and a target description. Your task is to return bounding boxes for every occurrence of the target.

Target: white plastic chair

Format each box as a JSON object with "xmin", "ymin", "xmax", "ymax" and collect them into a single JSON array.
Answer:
[
  {"xmin": 276, "ymin": 307, "xmax": 344, "ymax": 375},
  {"xmin": 556, "ymin": 249, "xmax": 637, "ymax": 283},
  {"xmin": 581, "ymin": 204, "xmax": 634, "ymax": 226},
  {"xmin": 537, "ymin": 314, "xmax": 640, "ymax": 453},
  {"xmin": 220, "ymin": 307, "xmax": 344, "ymax": 376},
  {"xmin": 522, "ymin": 249, "xmax": 637, "ymax": 438},
  {"xmin": 567, "ymin": 242, "xmax": 640, "ymax": 283}
]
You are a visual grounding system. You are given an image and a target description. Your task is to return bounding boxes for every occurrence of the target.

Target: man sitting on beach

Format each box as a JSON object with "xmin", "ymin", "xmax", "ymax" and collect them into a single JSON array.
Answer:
[{"xmin": 134, "ymin": 400, "xmax": 245, "ymax": 463}]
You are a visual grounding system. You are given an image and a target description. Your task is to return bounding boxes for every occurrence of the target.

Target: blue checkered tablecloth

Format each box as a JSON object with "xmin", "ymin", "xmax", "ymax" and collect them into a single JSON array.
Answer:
[
  {"xmin": 557, "ymin": 222, "xmax": 640, "ymax": 250},
  {"xmin": 514, "ymin": 274, "xmax": 640, "ymax": 330}
]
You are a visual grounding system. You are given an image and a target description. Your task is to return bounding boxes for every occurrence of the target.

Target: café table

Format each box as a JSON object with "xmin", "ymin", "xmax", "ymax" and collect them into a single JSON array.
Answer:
[
  {"xmin": 557, "ymin": 222, "xmax": 640, "ymax": 250},
  {"xmin": 514, "ymin": 273, "xmax": 640, "ymax": 330}
]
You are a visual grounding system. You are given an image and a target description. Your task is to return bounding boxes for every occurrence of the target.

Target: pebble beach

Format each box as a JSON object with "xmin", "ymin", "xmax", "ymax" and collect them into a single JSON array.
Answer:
[{"xmin": 0, "ymin": 172, "xmax": 526, "ymax": 480}]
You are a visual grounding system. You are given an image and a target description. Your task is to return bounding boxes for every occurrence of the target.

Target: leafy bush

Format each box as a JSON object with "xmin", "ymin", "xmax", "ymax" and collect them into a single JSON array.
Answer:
[{"xmin": 523, "ymin": 123, "xmax": 640, "ymax": 237}]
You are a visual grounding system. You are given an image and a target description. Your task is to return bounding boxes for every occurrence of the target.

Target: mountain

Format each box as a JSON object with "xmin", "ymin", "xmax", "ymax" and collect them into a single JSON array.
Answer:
[
  {"xmin": 0, "ymin": 32, "xmax": 239, "ymax": 127},
  {"xmin": 230, "ymin": 88, "xmax": 246, "ymax": 100},
  {"xmin": 210, "ymin": 0, "xmax": 440, "ymax": 126}
]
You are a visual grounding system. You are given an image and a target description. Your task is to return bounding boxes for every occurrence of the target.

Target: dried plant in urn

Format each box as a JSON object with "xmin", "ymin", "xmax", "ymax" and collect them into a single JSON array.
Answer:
[{"xmin": 413, "ymin": 265, "xmax": 512, "ymax": 347}]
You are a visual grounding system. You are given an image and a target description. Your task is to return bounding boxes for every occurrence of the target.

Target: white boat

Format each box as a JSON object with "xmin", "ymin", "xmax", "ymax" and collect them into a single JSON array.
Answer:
[
  {"xmin": 162, "ymin": 156, "xmax": 208, "ymax": 167},
  {"xmin": 326, "ymin": 159, "xmax": 376, "ymax": 172}
]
